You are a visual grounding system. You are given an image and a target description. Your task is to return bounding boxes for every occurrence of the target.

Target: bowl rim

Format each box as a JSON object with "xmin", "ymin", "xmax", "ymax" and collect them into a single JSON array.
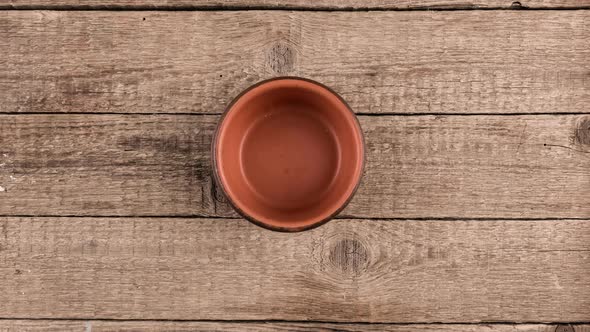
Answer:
[{"xmin": 211, "ymin": 76, "xmax": 365, "ymax": 232}]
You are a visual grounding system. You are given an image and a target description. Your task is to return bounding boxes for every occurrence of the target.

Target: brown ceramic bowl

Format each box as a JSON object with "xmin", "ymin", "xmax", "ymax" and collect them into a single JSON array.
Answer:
[{"xmin": 212, "ymin": 77, "xmax": 364, "ymax": 232}]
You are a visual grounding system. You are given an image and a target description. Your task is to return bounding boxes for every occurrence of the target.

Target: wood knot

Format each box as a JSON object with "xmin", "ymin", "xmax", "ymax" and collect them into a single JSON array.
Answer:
[
  {"xmin": 266, "ymin": 43, "xmax": 295, "ymax": 75},
  {"xmin": 328, "ymin": 238, "xmax": 369, "ymax": 275},
  {"xmin": 555, "ymin": 325, "xmax": 575, "ymax": 332},
  {"xmin": 574, "ymin": 117, "xmax": 590, "ymax": 146}
]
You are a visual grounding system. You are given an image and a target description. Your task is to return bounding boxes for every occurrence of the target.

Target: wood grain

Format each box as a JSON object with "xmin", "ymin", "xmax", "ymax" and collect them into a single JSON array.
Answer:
[
  {"xmin": 1, "ymin": 11, "xmax": 588, "ymax": 115},
  {"xmin": 0, "ymin": 217, "xmax": 588, "ymax": 321},
  {"xmin": 1, "ymin": 114, "xmax": 589, "ymax": 218},
  {"xmin": 0, "ymin": 320, "xmax": 588, "ymax": 332},
  {"xmin": 2, "ymin": 0, "xmax": 589, "ymax": 9}
]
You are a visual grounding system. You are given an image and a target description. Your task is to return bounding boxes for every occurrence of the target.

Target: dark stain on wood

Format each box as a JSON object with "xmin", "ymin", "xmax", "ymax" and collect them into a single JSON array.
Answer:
[
  {"xmin": 209, "ymin": 175, "xmax": 231, "ymax": 214},
  {"xmin": 574, "ymin": 117, "xmax": 590, "ymax": 146},
  {"xmin": 328, "ymin": 237, "xmax": 369, "ymax": 275},
  {"xmin": 210, "ymin": 176, "xmax": 228, "ymax": 205},
  {"xmin": 119, "ymin": 134, "xmax": 211, "ymax": 181},
  {"xmin": 187, "ymin": 159, "xmax": 210, "ymax": 183},
  {"xmin": 119, "ymin": 135, "xmax": 194, "ymax": 155},
  {"xmin": 266, "ymin": 42, "xmax": 295, "ymax": 75},
  {"xmin": 427, "ymin": 246, "xmax": 448, "ymax": 260},
  {"xmin": 1, "ymin": 221, "xmax": 6, "ymax": 242}
]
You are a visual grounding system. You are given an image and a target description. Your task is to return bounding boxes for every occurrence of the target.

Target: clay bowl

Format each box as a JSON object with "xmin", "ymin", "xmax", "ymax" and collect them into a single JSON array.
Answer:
[{"xmin": 212, "ymin": 77, "xmax": 364, "ymax": 232}]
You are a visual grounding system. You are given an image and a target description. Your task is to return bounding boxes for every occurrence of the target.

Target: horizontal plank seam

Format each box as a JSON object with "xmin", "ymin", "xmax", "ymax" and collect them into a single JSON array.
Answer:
[
  {"xmin": 337, "ymin": 216, "xmax": 590, "ymax": 221},
  {"xmin": 1, "ymin": 5, "xmax": 590, "ymax": 11},
  {"xmin": 0, "ymin": 214, "xmax": 240, "ymax": 219},
  {"xmin": 1, "ymin": 112, "xmax": 590, "ymax": 117},
  {"xmin": 1, "ymin": 215, "xmax": 589, "ymax": 221},
  {"xmin": 0, "ymin": 318, "xmax": 588, "ymax": 325},
  {"xmin": 356, "ymin": 112, "xmax": 590, "ymax": 116}
]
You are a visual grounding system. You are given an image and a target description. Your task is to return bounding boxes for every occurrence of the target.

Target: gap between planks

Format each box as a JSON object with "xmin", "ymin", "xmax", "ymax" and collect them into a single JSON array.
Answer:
[
  {"xmin": 3, "ymin": 6, "xmax": 590, "ymax": 11},
  {"xmin": 2, "ymin": 215, "xmax": 590, "ymax": 221},
  {"xmin": 1, "ymin": 1, "xmax": 590, "ymax": 11},
  {"xmin": 1, "ymin": 112, "xmax": 590, "ymax": 116},
  {"xmin": 1, "ymin": 317, "xmax": 589, "ymax": 323},
  {"xmin": 0, "ymin": 319, "xmax": 588, "ymax": 332}
]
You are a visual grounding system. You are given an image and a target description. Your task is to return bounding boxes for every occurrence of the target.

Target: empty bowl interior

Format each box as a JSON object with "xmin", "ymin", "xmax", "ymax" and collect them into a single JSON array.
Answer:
[{"xmin": 215, "ymin": 79, "xmax": 363, "ymax": 230}]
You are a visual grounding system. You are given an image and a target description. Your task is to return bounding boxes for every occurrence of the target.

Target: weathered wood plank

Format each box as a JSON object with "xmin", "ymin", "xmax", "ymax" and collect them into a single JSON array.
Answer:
[
  {"xmin": 1, "ymin": 11, "xmax": 588, "ymax": 115},
  {"xmin": 0, "ymin": 217, "xmax": 588, "ymax": 321},
  {"xmin": 0, "ymin": 321, "xmax": 587, "ymax": 332},
  {"xmin": 2, "ymin": 0, "xmax": 589, "ymax": 9},
  {"xmin": 1, "ymin": 114, "xmax": 589, "ymax": 218}
]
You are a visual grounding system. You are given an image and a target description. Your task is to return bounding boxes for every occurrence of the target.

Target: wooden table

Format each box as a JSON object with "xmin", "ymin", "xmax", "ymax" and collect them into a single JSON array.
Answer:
[{"xmin": 1, "ymin": 1, "xmax": 589, "ymax": 331}]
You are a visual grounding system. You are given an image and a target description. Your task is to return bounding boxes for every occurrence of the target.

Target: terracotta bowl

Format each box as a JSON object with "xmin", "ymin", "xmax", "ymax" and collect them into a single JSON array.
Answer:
[{"xmin": 212, "ymin": 77, "xmax": 364, "ymax": 232}]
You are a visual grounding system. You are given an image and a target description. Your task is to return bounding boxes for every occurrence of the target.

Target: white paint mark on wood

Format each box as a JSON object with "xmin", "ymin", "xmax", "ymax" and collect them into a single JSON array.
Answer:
[
  {"xmin": 85, "ymin": 321, "xmax": 92, "ymax": 332},
  {"xmin": 0, "ymin": 186, "xmax": 5, "ymax": 192}
]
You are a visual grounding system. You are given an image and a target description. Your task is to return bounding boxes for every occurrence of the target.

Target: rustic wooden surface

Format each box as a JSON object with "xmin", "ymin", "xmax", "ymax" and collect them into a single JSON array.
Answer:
[
  {"xmin": 1, "ymin": 114, "xmax": 589, "ymax": 218},
  {"xmin": 1, "ymin": 218, "xmax": 589, "ymax": 321},
  {"xmin": 1, "ymin": 11, "xmax": 589, "ymax": 115},
  {"xmin": 0, "ymin": 2, "xmax": 588, "ymax": 331},
  {"xmin": 0, "ymin": 321, "xmax": 588, "ymax": 332},
  {"xmin": 3, "ymin": 0, "xmax": 590, "ymax": 9}
]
